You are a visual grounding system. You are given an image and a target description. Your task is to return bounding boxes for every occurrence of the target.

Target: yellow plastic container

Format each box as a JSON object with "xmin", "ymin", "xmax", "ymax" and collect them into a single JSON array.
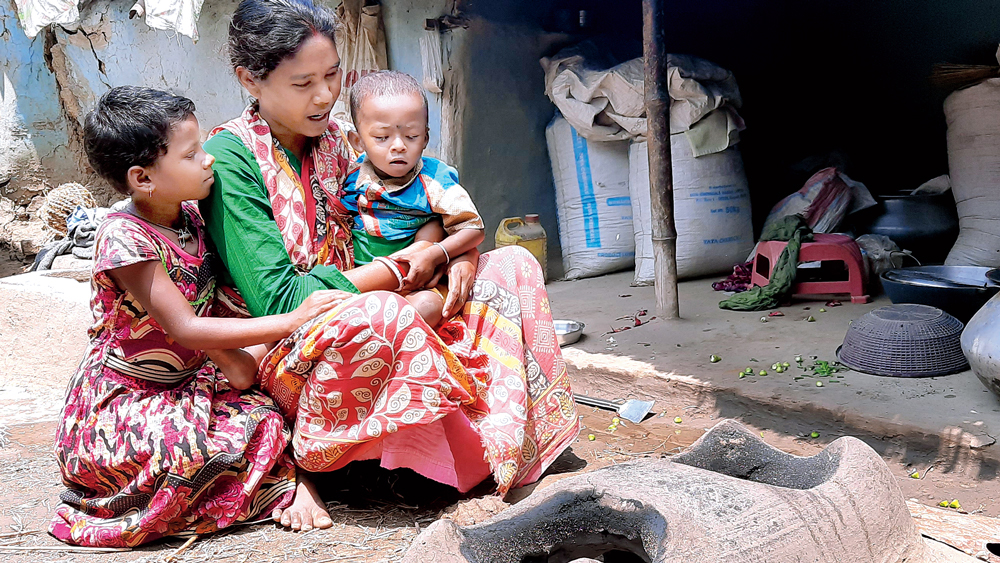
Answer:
[{"xmin": 495, "ymin": 214, "xmax": 547, "ymax": 280}]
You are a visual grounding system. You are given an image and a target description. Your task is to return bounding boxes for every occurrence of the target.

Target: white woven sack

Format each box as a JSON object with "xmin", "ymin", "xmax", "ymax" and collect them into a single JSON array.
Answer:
[
  {"xmin": 629, "ymin": 137, "xmax": 753, "ymax": 284},
  {"xmin": 945, "ymin": 78, "xmax": 1000, "ymax": 267},
  {"xmin": 546, "ymin": 115, "xmax": 635, "ymax": 279}
]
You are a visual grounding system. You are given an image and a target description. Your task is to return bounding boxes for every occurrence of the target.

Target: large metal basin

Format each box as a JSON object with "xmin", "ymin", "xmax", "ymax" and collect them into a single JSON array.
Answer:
[{"xmin": 880, "ymin": 265, "xmax": 999, "ymax": 322}]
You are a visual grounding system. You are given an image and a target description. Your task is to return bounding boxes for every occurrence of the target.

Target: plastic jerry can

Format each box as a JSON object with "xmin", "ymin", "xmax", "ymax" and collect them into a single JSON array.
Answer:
[{"xmin": 495, "ymin": 214, "xmax": 547, "ymax": 280}]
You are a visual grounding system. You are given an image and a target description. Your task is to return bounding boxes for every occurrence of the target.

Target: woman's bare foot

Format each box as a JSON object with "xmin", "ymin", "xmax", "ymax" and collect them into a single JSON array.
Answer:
[{"xmin": 272, "ymin": 473, "xmax": 333, "ymax": 531}]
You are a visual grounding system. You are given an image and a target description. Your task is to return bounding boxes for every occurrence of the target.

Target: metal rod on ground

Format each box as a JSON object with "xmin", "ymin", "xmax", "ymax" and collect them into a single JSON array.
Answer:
[{"xmin": 642, "ymin": 0, "xmax": 680, "ymax": 319}]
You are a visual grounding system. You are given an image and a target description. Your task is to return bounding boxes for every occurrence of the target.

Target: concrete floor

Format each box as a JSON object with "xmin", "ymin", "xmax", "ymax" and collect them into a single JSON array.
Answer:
[{"xmin": 547, "ymin": 271, "xmax": 1000, "ymax": 469}]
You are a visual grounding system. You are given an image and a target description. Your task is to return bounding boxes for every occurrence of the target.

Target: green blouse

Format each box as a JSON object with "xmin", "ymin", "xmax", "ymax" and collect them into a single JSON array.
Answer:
[{"xmin": 202, "ymin": 130, "xmax": 359, "ymax": 318}]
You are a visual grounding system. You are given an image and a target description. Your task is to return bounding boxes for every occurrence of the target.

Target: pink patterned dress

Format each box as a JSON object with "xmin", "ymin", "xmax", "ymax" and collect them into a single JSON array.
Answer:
[{"xmin": 50, "ymin": 204, "xmax": 296, "ymax": 547}]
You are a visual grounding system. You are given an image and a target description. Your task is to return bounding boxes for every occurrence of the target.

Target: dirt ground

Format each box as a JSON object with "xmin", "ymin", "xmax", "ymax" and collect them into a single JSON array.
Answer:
[
  {"xmin": 1, "ymin": 400, "xmax": 997, "ymax": 562},
  {"xmin": 2, "ymin": 267, "xmax": 999, "ymax": 561}
]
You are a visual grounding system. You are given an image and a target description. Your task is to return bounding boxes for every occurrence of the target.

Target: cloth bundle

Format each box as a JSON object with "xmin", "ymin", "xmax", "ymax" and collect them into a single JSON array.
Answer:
[
  {"xmin": 31, "ymin": 206, "xmax": 108, "ymax": 271},
  {"xmin": 719, "ymin": 215, "xmax": 813, "ymax": 311}
]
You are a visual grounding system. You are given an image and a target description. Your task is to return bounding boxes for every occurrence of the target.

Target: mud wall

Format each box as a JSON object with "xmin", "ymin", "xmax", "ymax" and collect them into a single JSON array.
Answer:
[{"xmin": 1, "ymin": 0, "xmax": 255, "ymax": 204}]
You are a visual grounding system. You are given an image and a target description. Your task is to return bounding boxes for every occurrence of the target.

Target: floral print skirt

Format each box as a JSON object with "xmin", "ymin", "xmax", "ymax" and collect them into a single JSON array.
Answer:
[{"xmin": 50, "ymin": 356, "xmax": 297, "ymax": 547}]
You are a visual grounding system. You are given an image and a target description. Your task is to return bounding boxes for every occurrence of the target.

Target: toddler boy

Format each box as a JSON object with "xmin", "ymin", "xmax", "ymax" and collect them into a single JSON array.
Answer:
[{"xmin": 342, "ymin": 71, "xmax": 484, "ymax": 326}]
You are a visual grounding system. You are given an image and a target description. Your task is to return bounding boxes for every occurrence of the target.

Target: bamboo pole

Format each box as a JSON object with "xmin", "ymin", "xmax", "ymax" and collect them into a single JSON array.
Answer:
[{"xmin": 642, "ymin": 0, "xmax": 680, "ymax": 319}]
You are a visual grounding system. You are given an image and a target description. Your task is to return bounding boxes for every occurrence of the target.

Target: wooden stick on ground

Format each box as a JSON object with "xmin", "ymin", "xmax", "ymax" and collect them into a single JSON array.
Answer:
[
  {"xmin": 164, "ymin": 535, "xmax": 199, "ymax": 563},
  {"xmin": 0, "ymin": 530, "xmax": 42, "ymax": 540}
]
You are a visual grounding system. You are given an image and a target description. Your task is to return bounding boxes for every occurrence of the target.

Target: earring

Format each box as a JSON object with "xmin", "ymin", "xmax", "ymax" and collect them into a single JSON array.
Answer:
[{"xmin": 147, "ymin": 187, "xmax": 154, "ymax": 198}]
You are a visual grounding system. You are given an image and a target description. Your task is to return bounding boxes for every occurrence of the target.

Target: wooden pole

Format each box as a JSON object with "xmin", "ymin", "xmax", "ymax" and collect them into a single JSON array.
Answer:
[{"xmin": 642, "ymin": 0, "xmax": 680, "ymax": 319}]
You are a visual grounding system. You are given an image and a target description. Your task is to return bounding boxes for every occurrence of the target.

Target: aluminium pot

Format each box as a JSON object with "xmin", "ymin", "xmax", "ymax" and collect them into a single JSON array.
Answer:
[{"xmin": 962, "ymin": 280, "xmax": 1000, "ymax": 399}]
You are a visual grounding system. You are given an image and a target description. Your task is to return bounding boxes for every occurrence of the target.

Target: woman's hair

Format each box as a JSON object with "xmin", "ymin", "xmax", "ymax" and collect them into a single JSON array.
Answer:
[
  {"xmin": 84, "ymin": 86, "xmax": 196, "ymax": 195},
  {"xmin": 228, "ymin": 0, "xmax": 340, "ymax": 80},
  {"xmin": 349, "ymin": 70, "xmax": 429, "ymax": 125}
]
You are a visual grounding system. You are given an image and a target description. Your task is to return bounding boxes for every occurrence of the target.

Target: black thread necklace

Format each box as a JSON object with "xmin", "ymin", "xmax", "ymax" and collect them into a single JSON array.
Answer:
[{"xmin": 127, "ymin": 205, "xmax": 194, "ymax": 246}]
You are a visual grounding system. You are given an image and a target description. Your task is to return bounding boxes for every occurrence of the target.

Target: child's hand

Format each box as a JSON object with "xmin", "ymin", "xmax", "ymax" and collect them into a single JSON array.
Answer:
[
  {"xmin": 288, "ymin": 290, "xmax": 353, "ymax": 332},
  {"xmin": 392, "ymin": 248, "xmax": 441, "ymax": 291}
]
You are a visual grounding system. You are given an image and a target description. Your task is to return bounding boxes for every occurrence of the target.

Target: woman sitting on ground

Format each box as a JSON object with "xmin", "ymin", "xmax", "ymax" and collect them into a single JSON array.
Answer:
[{"xmin": 201, "ymin": 0, "xmax": 580, "ymax": 532}]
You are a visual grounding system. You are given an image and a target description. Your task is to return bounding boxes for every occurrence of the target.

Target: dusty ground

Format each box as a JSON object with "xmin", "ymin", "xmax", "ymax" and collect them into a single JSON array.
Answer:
[
  {"xmin": 0, "ymin": 404, "xmax": 996, "ymax": 562},
  {"xmin": 2, "ymin": 271, "xmax": 1000, "ymax": 561}
]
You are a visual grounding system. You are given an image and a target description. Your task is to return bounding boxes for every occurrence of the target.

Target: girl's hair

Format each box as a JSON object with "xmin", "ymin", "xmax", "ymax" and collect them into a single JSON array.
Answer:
[
  {"xmin": 349, "ymin": 70, "xmax": 429, "ymax": 125},
  {"xmin": 84, "ymin": 86, "xmax": 196, "ymax": 195},
  {"xmin": 228, "ymin": 0, "xmax": 340, "ymax": 80}
]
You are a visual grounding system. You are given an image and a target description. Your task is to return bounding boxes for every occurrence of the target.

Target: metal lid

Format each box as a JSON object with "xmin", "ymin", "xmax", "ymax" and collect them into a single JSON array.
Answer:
[{"xmin": 838, "ymin": 304, "xmax": 968, "ymax": 377}]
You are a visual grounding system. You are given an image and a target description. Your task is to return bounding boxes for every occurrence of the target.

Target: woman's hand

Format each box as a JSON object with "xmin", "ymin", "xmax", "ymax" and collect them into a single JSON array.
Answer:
[
  {"xmin": 442, "ymin": 252, "xmax": 478, "ymax": 318},
  {"xmin": 285, "ymin": 289, "xmax": 353, "ymax": 332}
]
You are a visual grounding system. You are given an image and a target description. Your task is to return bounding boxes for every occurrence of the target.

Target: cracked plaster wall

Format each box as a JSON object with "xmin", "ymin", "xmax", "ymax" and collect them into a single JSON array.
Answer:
[{"xmin": 1, "ymin": 0, "xmax": 254, "ymax": 204}]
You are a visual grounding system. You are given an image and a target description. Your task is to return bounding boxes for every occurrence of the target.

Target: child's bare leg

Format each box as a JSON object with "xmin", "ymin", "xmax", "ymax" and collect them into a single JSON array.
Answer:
[
  {"xmin": 271, "ymin": 472, "xmax": 332, "ymax": 531},
  {"xmin": 406, "ymin": 290, "xmax": 444, "ymax": 327}
]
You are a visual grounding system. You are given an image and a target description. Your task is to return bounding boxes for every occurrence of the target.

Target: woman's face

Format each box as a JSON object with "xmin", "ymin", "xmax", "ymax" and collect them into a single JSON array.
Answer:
[{"xmin": 241, "ymin": 33, "xmax": 342, "ymax": 145}]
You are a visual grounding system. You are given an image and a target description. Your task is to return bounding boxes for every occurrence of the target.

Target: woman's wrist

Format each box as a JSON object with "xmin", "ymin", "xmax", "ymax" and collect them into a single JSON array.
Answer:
[
  {"xmin": 374, "ymin": 256, "xmax": 406, "ymax": 291},
  {"xmin": 432, "ymin": 242, "xmax": 451, "ymax": 265}
]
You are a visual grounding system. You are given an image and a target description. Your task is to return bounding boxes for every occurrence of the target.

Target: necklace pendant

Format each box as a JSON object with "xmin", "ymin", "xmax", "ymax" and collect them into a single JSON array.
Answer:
[{"xmin": 177, "ymin": 231, "xmax": 192, "ymax": 246}]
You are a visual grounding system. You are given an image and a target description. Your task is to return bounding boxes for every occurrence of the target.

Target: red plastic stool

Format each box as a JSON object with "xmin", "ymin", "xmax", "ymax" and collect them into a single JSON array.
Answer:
[{"xmin": 750, "ymin": 233, "xmax": 870, "ymax": 304}]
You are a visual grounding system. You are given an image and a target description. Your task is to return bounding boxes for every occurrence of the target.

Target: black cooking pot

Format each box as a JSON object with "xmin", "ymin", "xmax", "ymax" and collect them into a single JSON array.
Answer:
[{"xmin": 854, "ymin": 192, "xmax": 959, "ymax": 264}]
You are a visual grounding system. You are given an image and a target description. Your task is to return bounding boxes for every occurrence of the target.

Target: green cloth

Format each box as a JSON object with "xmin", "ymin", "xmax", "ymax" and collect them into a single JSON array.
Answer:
[
  {"xmin": 201, "ymin": 130, "xmax": 359, "ymax": 318},
  {"xmin": 719, "ymin": 215, "xmax": 814, "ymax": 311},
  {"xmin": 351, "ymin": 229, "xmax": 415, "ymax": 265}
]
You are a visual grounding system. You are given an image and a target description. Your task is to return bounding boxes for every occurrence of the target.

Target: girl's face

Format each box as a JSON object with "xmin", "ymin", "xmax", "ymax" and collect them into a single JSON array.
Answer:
[
  {"xmin": 136, "ymin": 115, "xmax": 216, "ymax": 203},
  {"xmin": 239, "ymin": 33, "xmax": 342, "ymax": 147}
]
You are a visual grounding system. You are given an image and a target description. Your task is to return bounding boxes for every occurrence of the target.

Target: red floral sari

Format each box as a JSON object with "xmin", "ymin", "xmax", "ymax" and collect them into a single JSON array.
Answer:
[{"xmin": 213, "ymin": 107, "xmax": 580, "ymax": 494}]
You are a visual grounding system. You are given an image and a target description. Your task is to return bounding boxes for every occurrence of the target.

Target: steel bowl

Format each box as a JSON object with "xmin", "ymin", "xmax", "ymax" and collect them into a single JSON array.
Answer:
[{"xmin": 554, "ymin": 319, "xmax": 585, "ymax": 346}]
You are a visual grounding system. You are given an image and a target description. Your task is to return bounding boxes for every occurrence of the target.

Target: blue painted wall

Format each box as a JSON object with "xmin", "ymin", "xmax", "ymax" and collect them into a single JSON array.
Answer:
[{"xmin": 1, "ymin": 0, "xmax": 74, "ymax": 188}]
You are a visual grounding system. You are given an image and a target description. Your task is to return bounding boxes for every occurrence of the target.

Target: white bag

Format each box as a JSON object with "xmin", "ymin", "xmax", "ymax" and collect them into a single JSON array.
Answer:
[
  {"xmin": 333, "ymin": 0, "xmax": 388, "ymax": 120},
  {"xmin": 629, "ymin": 137, "xmax": 753, "ymax": 284},
  {"xmin": 419, "ymin": 30, "xmax": 444, "ymax": 94},
  {"xmin": 944, "ymin": 78, "xmax": 1000, "ymax": 267},
  {"xmin": 547, "ymin": 116, "xmax": 635, "ymax": 279}
]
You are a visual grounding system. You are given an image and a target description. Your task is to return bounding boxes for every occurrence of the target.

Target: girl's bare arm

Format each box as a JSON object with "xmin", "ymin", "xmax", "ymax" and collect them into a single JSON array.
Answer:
[{"xmin": 108, "ymin": 261, "xmax": 349, "ymax": 351}]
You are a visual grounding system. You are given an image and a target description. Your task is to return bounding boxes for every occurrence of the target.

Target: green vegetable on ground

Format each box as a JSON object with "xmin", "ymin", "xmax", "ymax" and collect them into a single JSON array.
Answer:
[{"xmin": 810, "ymin": 431, "xmax": 820, "ymax": 438}]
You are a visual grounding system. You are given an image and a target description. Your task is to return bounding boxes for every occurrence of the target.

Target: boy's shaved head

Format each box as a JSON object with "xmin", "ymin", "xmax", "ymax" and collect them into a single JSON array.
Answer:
[{"xmin": 349, "ymin": 70, "xmax": 428, "ymax": 125}]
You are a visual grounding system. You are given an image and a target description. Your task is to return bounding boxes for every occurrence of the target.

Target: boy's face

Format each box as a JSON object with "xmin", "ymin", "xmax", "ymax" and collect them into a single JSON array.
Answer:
[
  {"xmin": 144, "ymin": 115, "xmax": 215, "ymax": 202},
  {"xmin": 354, "ymin": 92, "xmax": 429, "ymax": 179}
]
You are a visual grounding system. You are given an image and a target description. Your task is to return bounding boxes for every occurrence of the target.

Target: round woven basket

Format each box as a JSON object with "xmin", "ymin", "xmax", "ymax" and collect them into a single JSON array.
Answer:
[
  {"xmin": 838, "ymin": 304, "xmax": 968, "ymax": 377},
  {"xmin": 38, "ymin": 183, "xmax": 96, "ymax": 235}
]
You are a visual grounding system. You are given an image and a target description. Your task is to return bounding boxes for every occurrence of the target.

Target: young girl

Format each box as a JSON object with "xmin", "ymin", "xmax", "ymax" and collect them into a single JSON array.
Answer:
[{"xmin": 50, "ymin": 86, "xmax": 348, "ymax": 547}]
